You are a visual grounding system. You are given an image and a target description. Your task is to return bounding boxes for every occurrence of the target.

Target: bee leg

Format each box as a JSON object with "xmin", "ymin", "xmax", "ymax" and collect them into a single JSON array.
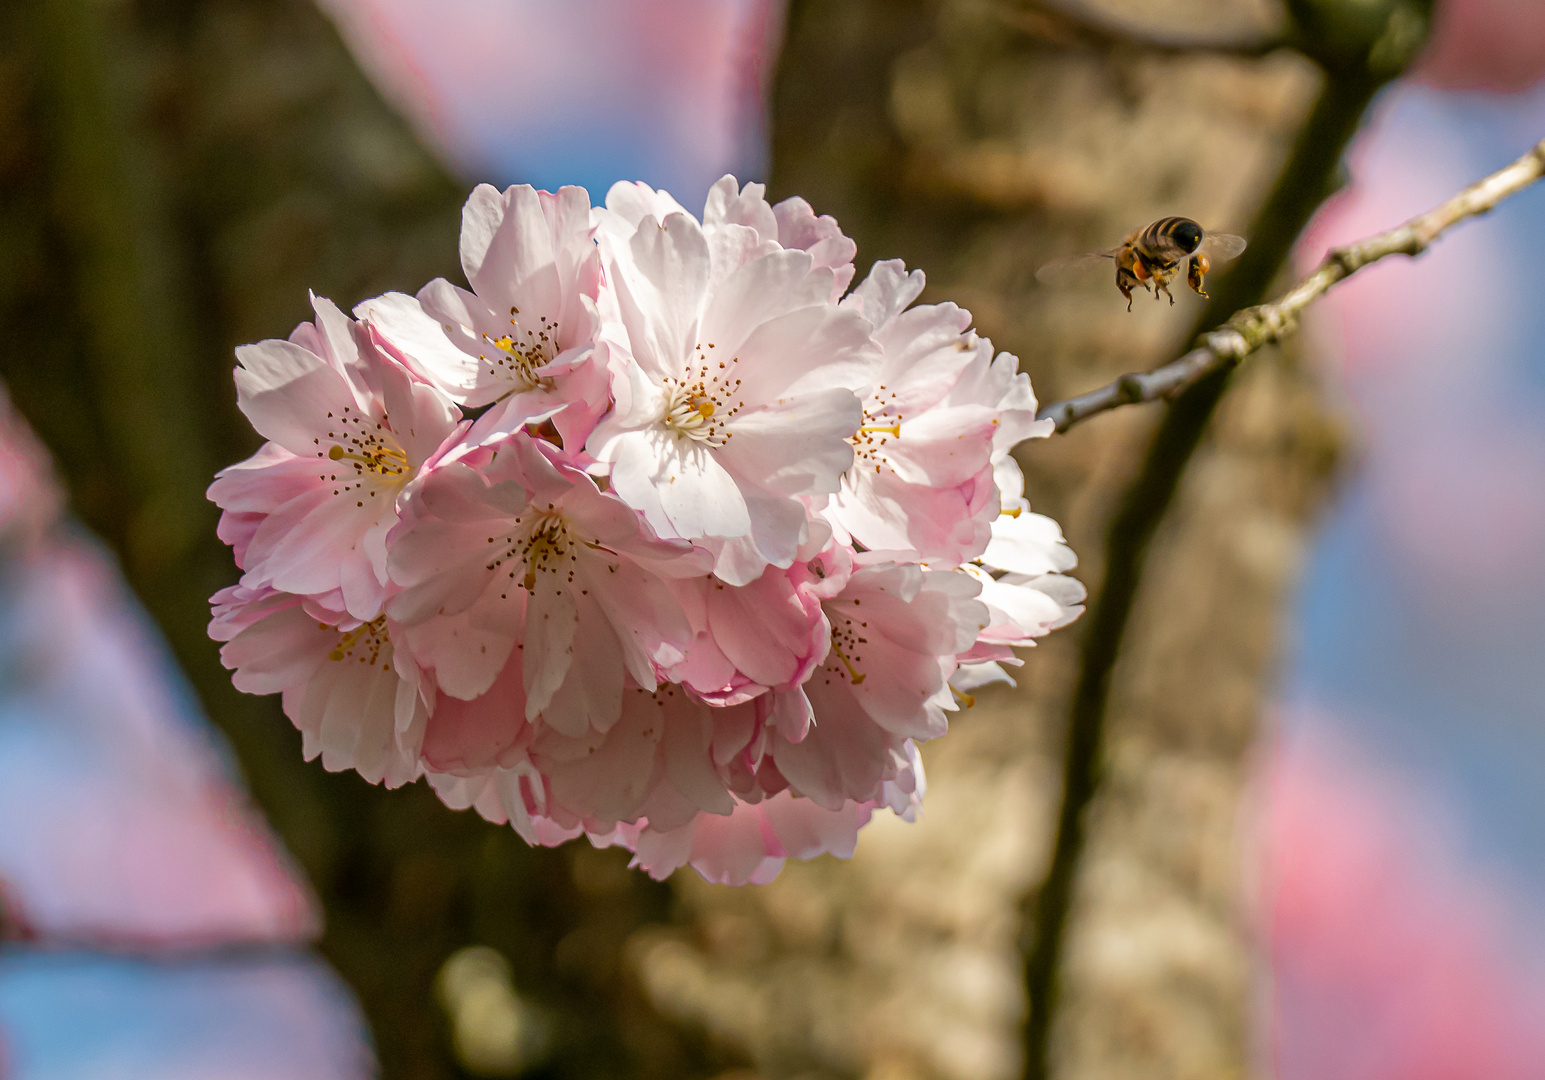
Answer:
[
  {"xmin": 1117, "ymin": 268, "xmax": 1144, "ymax": 312},
  {"xmin": 1187, "ymin": 254, "xmax": 1212, "ymax": 297}
]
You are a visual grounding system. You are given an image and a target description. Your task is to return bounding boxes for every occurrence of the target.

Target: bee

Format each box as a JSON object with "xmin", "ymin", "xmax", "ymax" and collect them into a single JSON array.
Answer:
[{"xmin": 1036, "ymin": 217, "xmax": 1247, "ymax": 311}]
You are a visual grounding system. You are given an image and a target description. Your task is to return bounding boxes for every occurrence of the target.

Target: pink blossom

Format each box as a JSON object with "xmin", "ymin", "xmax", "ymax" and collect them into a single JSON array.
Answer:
[
  {"xmin": 620, "ymin": 775, "xmax": 920, "ymax": 886},
  {"xmin": 587, "ymin": 178, "xmax": 880, "ymax": 584},
  {"xmin": 769, "ymin": 559, "xmax": 986, "ymax": 807},
  {"xmin": 701, "ymin": 176, "xmax": 858, "ymax": 299},
  {"xmin": 207, "ymin": 176, "xmax": 1084, "ymax": 885},
  {"xmin": 973, "ymin": 458, "xmax": 1084, "ymax": 643},
  {"xmin": 965, "ymin": 565, "xmax": 1084, "ymax": 652},
  {"xmin": 665, "ymin": 531, "xmax": 838, "ymax": 705},
  {"xmin": 418, "ymin": 684, "xmax": 746, "ymax": 841},
  {"xmin": 417, "ymin": 682, "xmax": 927, "ymax": 886},
  {"xmin": 210, "ymin": 584, "xmax": 427, "ymax": 789},
  {"xmin": 825, "ymin": 260, "xmax": 1048, "ymax": 564},
  {"xmin": 978, "ymin": 461, "xmax": 1074, "ymax": 576},
  {"xmin": 386, "ymin": 432, "xmax": 707, "ymax": 733},
  {"xmin": 208, "ymin": 295, "xmax": 461, "ymax": 620},
  {"xmin": 952, "ymin": 458, "xmax": 1085, "ymax": 690},
  {"xmin": 359, "ymin": 184, "xmax": 610, "ymax": 450}
]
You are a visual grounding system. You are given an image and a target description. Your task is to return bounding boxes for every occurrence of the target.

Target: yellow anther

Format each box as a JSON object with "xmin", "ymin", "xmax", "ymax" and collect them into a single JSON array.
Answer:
[{"xmin": 327, "ymin": 442, "xmax": 409, "ymax": 475}]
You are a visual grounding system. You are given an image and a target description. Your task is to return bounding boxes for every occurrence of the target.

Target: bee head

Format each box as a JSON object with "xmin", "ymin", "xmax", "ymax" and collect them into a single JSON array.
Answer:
[{"xmin": 1173, "ymin": 219, "xmax": 1204, "ymax": 253}]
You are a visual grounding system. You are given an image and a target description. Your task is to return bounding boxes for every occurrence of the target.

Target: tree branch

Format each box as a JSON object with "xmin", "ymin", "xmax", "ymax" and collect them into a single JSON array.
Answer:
[
  {"xmin": 1020, "ymin": 66, "xmax": 1389, "ymax": 1080},
  {"xmin": 997, "ymin": 0, "xmax": 1294, "ymax": 59},
  {"xmin": 1039, "ymin": 137, "xmax": 1545, "ymax": 433}
]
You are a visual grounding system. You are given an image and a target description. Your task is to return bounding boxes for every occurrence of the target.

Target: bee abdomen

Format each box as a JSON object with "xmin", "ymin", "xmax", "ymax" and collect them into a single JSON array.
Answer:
[{"xmin": 1140, "ymin": 216, "xmax": 1205, "ymax": 259}]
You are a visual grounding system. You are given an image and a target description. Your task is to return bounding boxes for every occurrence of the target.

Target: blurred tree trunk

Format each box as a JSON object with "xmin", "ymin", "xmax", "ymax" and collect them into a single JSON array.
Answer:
[
  {"xmin": 625, "ymin": 2, "xmax": 1420, "ymax": 1079},
  {"xmin": 0, "ymin": 1, "xmax": 727, "ymax": 1077}
]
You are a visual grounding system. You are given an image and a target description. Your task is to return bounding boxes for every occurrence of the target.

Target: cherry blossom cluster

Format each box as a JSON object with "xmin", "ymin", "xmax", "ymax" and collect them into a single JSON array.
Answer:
[{"xmin": 208, "ymin": 178, "xmax": 1083, "ymax": 885}]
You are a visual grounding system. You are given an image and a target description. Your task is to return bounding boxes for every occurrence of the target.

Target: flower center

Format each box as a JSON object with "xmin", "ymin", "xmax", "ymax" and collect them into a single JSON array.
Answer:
[
  {"xmin": 663, "ymin": 390, "xmax": 721, "ymax": 440},
  {"xmin": 659, "ymin": 345, "xmax": 745, "ymax": 446},
  {"xmin": 520, "ymin": 517, "xmax": 571, "ymax": 591},
  {"xmin": 328, "ymin": 441, "xmax": 409, "ymax": 473},
  {"xmin": 328, "ymin": 615, "xmax": 389, "ymax": 665},
  {"xmin": 484, "ymin": 508, "xmax": 596, "ymax": 600},
  {"xmin": 823, "ymin": 606, "xmax": 870, "ymax": 685},
  {"xmin": 481, "ymin": 307, "xmax": 557, "ymax": 392},
  {"xmin": 849, "ymin": 385, "xmax": 904, "ymax": 473},
  {"xmin": 314, "ymin": 406, "xmax": 412, "ymax": 506}
]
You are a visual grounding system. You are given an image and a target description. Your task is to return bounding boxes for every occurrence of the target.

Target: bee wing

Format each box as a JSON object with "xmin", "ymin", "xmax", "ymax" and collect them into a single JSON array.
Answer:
[
  {"xmin": 1199, "ymin": 233, "xmax": 1247, "ymax": 263},
  {"xmin": 1035, "ymin": 249, "xmax": 1118, "ymax": 286}
]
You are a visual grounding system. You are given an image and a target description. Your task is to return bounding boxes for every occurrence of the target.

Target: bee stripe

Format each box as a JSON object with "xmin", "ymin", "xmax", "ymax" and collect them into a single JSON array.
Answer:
[{"xmin": 1136, "ymin": 216, "xmax": 1203, "ymax": 264}]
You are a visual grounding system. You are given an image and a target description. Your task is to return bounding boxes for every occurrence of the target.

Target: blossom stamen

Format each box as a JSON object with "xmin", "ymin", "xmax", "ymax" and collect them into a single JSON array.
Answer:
[
  {"xmin": 479, "ymin": 312, "xmax": 559, "ymax": 392},
  {"xmin": 658, "ymin": 352, "xmax": 750, "ymax": 445},
  {"xmin": 829, "ymin": 639, "xmax": 867, "ymax": 685},
  {"xmin": 827, "ymin": 611, "xmax": 869, "ymax": 685},
  {"xmin": 328, "ymin": 616, "xmax": 389, "ymax": 665},
  {"xmin": 662, "ymin": 389, "xmax": 727, "ymax": 443},
  {"xmin": 484, "ymin": 512, "xmax": 583, "ymax": 598},
  {"xmin": 522, "ymin": 519, "xmax": 570, "ymax": 583},
  {"xmin": 327, "ymin": 441, "xmax": 410, "ymax": 477},
  {"xmin": 848, "ymin": 409, "xmax": 905, "ymax": 474}
]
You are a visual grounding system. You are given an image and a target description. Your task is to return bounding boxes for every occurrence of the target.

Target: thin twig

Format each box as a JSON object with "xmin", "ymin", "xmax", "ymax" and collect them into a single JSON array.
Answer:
[
  {"xmin": 1039, "ymin": 137, "xmax": 1545, "ymax": 433},
  {"xmin": 997, "ymin": 0, "xmax": 1293, "ymax": 58}
]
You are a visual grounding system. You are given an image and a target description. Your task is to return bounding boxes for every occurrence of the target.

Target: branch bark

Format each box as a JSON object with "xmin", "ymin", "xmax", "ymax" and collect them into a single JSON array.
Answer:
[
  {"xmin": 1039, "ymin": 137, "xmax": 1545, "ymax": 433},
  {"xmin": 997, "ymin": 0, "xmax": 1294, "ymax": 59}
]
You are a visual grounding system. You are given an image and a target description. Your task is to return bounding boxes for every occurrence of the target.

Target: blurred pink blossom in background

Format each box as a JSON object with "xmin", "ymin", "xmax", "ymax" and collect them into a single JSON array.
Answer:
[
  {"xmin": 316, "ymin": 0, "xmax": 786, "ymax": 203},
  {"xmin": 1296, "ymin": 92, "xmax": 1545, "ymax": 596},
  {"xmin": 0, "ymin": 391, "xmax": 369, "ymax": 1077},
  {"xmin": 0, "ymin": 389, "xmax": 315, "ymax": 947},
  {"xmin": 1264, "ymin": 714, "xmax": 1545, "ymax": 1080},
  {"xmin": 0, "ymin": 545, "xmax": 316, "ymax": 947},
  {"xmin": 1275, "ymin": 1, "xmax": 1545, "ymax": 1069},
  {"xmin": 1418, "ymin": 0, "xmax": 1545, "ymax": 92}
]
